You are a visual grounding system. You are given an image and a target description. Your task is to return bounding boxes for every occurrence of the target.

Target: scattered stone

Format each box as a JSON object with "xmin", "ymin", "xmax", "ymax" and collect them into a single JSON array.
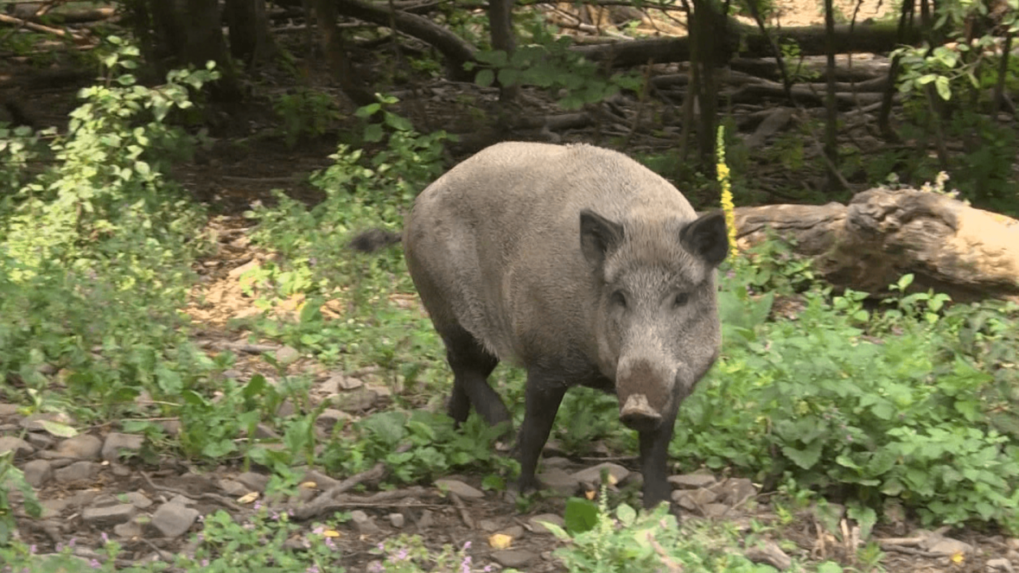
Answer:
[
  {"xmin": 388, "ymin": 513, "xmax": 405, "ymax": 528},
  {"xmin": 53, "ymin": 434, "xmax": 103, "ymax": 460},
  {"xmin": 498, "ymin": 525, "xmax": 525, "ymax": 539},
  {"xmin": 491, "ymin": 549, "xmax": 537, "ymax": 568},
  {"xmin": 538, "ymin": 467, "xmax": 580, "ymax": 495},
  {"xmin": 334, "ymin": 388, "xmax": 379, "ymax": 412},
  {"xmin": 124, "ymin": 491, "xmax": 153, "ymax": 509},
  {"xmin": 927, "ymin": 536, "xmax": 974, "ymax": 557},
  {"xmin": 0, "ymin": 436, "xmax": 34, "ymax": 459},
  {"xmin": 435, "ymin": 478, "xmax": 484, "ymax": 499},
  {"xmin": 150, "ymin": 502, "xmax": 200, "ymax": 538},
  {"xmin": 296, "ymin": 482, "xmax": 317, "ymax": 503},
  {"xmin": 1008, "ymin": 538, "xmax": 1019, "ymax": 551},
  {"xmin": 82, "ymin": 504, "xmax": 138, "ymax": 526},
  {"xmin": 744, "ymin": 540, "xmax": 792, "ymax": 571},
  {"xmin": 159, "ymin": 420, "xmax": 181, "ymax": 437},
  {"xmin": 316, "ymin": 409, "xmax": 351, "ymax": 432},
  {"xmin": 110, "ymin": 463, "xmax": 132, "ymax": 477},
  {"xmin": 672, "ymin": 488, "xmax": 718, "ymax": 511},
  {"xmin": 218, "ymin": 479, "xmax": 251, "ymax": 496},
  {"xmin": 19, "ymin": 411, "xmax": 72, "ymax": 432},
  {"xmin": 168, "ymin": 494, "xmax": 197, "ymax": 507},
  {"xmin": 276, "ymin": 399, "xmax": 295, "ymax": 418},
  {"xmin": 571, "ymin": 462, "xmax": 630, "ymax": 486},
  {"xmin": 23, "ymin": 460, "xmax": 53, "ymax": 488},
  {"xmin": 714, "ymin": 478, "xmax": 757, "ymax": 506},
  {"xmin": 39, "ymin": 498, "xmax": 68, "ymax": 519},
  {"xmin": 275, "ymin": 345, "xmax": 300, "ymax": 364},
  {"xmin": 351, "ymin": 510, "xmax": 382, "ymax": 535},
  {"xmin": 479, "ymin": 519, "xmax": 501, "ymax": 532},
  {"xmin": 54, "ymin": 461, "xmax": 99, "ymax": 484},
  {"xmin": 702, "ymin": 503, "xmax": 731, "ymax": 519},
  {"xmin": 527, "ymin": 513, "xmax": 566, "ymax": 534},
  {"xmin": 323, "ymin": 373, "xmax": 363, "ymax": 392},
  {"xmin": 668, "ymin": 473, "xmax": 718, "ymax": 489},
  {"xmin": 114, "ymin": 520, "xmax": 144, "ymax": 539},
  {"xmin": 417, "ymin": 509, "xmax": 434, "ymax": 530},
  {"xmin": 236, "ymin": 471, "xmax": 269, "ymax": 493},
  {"xmin": 101, "ymin": 432, "xmax": 144, "ymax": 462},
  {"xmin": 24, "ymin": 432, "xmax": 55, "ymax": 450},
  {"xmin": 987, "ymin": 558, "xmax": 1014, "ymax": 573},
  {"xmin": 0, "ymin": 403, "xmax": 19, "ymax": 417}
]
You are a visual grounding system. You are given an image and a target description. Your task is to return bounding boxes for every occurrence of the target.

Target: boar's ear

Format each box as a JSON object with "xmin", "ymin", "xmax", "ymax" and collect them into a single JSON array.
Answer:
[
  {"xmin": 580, "ymin": 209, "xmax": 624, "ymax": 268},
  {"xmin": 680, "ymin": 211, "xmax": 729, "ymax": 267}
]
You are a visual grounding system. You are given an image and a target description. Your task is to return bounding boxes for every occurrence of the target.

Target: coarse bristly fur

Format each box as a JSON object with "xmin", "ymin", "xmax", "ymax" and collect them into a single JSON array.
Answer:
[{"xmin": 350, "ymin": 141, "xmax": 729, "ymax": 510}]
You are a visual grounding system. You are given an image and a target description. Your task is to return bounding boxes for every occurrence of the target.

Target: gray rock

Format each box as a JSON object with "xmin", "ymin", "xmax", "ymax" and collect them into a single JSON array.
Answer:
[
  {"xmin": 350, "ymin": 510, "xmax": 381, "ymax": 535},
  {"xmin": 168, "ymin": 494, "xmax": 197, "ymax": 507},
  {"xmin": 435, "ymin": 478, "xmax": 484, "ymax": 499},
  {"xmin": 101, "ymin": 433, "xmax": 144, "ymax": 462},
  {"xmin": 114, "ymin": 520, "xmax": 144, "ymax": 539},
  {"xmin": 253, "ymin": 423, "xmax": 279, "ymax": 439},
  {"xmin": 701, "ymin": 503, "xmax": 731, "ymax": 518},
  {"xmin": 334, "ymin": 388, "xmax": 379, "ymax": 413},
  {"xmin": 275, "ymin": 345, "xmax": 300, "ymax": 364},
  {"xmin": 236, "ymin": 471, "xmax": 269, "ymax": 493},
  {"xmin": 23, "ymin": 459, "xmax": 53, "ymax": 488},
  {"xmin": 54, "ymin": 434, "xmax": 103, "ymax": 460},
  {"xmin": 927, "ymin": 536, "xmax": 974, "ymax": 556},
  {"xmin": 491, "ymin": 549, "xmax": 537, "ymax": 568},
  {"xmin": 541, "ymin": 456, "xmax": 572, "ymax": 468},
  {"xmin": 54, "ymin": 461, "xmax": 98, "ymax": 484},
  {"xmin": 498, "ymin": 525, "xmax": 525, "ymax": 538},
  {"xmin": 478, "ymin": 519, "xmax": 502, "ymax": 532},
  {"xmin": 218, "ymin": 479, "xmax": 251, "ymax": 496},
  {"xmin": 0, "ymin": 403, "xmax": 19, "ymax": 417},
  {"xmin": 714, "ymin": 477, "xmax": 757, "ymax": 506},
  {"xmin": 323, "ymin": 373, "xmax": 362, "ymax": 392},
  {"xmin": 672, "ymin": 488, "xmax": 718, "ymax": 511},
  {"xmin": 388, "ymin": 513, "xmax": 405, "ymax": 528},
  {"xmin": 0, "ymin": 436, "xmax": 34, "ymax": 459},
  {"xmin": 316, "ymin": 409, "xmax": 351, "ymax": 432},
  {"xmin": 987, "ymin": 558, "xmax": 1014, "ymax": 573},
  {"xmin": 158, "ymin": 420, "xmax": 181, "ymax": 437},
  {"xmin": 417, "ymin": 509, "xmax": 434, "ymax": 530},
  {"xmin": 150, "ymin": 502, "xmax": 200, "ymax": 538},
  {"xmin": 82, "ymin": 504, "xmax": 137, "ymax": 526},
  {"xmin": 24, "ymin": 432, "xmax": 55, "ymax": 450},
  {"xmin": 527, "ymin": 513, "xmax": 565, "ymax": 534},
  {"xmin": 571, "ymin": 462, "xmax": 630, "ymax": 486},
  {"xmin": 538, "ymin": 467, "xmax": 580, "ymax": 495},
  {"xmin": 39, "ymin": 498, "xmax": 68, "ymax": 519},
  {"xmin": 302, "ymin": 469, "xmax": 341, "ymax": 490},
  {"xmin": 668, "ymin": 473, "xmax": 718, "ymax": 489}
]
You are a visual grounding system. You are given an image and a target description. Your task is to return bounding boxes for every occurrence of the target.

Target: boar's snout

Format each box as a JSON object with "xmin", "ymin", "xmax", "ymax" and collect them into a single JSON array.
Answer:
[
  {"xmin": 616, "ymin": 356, "xmax": 678, "ymax": 433},
  {"xmin": 619, "ymin": 393, "xmax": 662, "ymax": 432}
]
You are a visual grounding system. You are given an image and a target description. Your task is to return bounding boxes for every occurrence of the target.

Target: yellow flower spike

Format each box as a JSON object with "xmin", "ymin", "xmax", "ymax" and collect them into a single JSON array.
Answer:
[{"xmin": 716, "ymin": 126, "xmax": 739, "ymax": 260}]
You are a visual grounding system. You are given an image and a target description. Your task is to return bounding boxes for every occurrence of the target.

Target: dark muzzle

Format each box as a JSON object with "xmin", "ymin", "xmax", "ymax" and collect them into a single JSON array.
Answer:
[{"xmin": 619, "ymin": 393, "xmax": 663, "ymax": 433}]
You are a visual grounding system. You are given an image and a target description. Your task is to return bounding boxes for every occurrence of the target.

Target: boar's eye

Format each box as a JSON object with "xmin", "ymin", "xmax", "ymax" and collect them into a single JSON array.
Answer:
[
  {"xmin": 611, "ymin": 290, "xmax": 627, "ymax": 308},
  {"xmin": 673, "ymin": 293, "xmax": 690, "ymax": 307}
]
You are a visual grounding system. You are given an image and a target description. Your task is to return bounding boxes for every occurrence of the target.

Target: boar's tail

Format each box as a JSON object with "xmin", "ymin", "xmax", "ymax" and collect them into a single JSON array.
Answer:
[{"xmin": 349, "ymin": 229, "xmax": 402, "ymax": 253}]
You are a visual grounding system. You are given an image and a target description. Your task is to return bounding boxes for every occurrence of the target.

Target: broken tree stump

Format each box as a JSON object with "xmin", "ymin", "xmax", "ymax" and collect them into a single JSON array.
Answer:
[{"xmin": 732, "ymin": 187, "xmax": 1019, "ymax": 303}]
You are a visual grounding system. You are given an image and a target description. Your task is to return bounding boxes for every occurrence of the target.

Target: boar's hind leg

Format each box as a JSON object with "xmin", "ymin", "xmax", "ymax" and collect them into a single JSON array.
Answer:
[
  {"xmin": 638, "ymin": 406, "xmax": 680, "ymax": 509},
  {"xmin": 443, "ymin": 327, "xmax": 510, "ymax": 432},
  {"xmin": 514, "ymin": 371, "xmax": 568, "ymax": 493}
]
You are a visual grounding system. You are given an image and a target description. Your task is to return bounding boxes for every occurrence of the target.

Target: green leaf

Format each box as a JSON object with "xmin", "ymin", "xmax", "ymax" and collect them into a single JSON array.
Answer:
[
  {"xmin": 817, "ymin": 562, "xmax": 844, "ymax": 573},
  {"xmin": 616, "ymin": 503, "xmax": 637, "ymax": 526},
  {"xmin": 39, "ymin": 420, "xmax": 77, "ymax": 438},
  {"xmin": 355, "ymin": 103, "xmax": 381, "ymax": 118},
  {"xmin": 564, "ymin": 497, "xmax": 600, "ymax": 534},
  {"xmin": 364, "ymin": 123, "xmax": 384, "ymax": 143},
  {"xmin": 935, "ymin": 76, "xmax": 951, "ymax": 101},
  {"xmin": 497, "ymin": 68, "xmax": 521, "ymax": 87},
  {"xmin": 475, "ymin": 69, "xmax": 495, "ymax": 88},
  {"xmin": 916, "ymin": 73, "xmax": 938, "ymax": 85},
  {"xmin": 781, "ymin": 440, "xmax": 823, "ymax": 470}
]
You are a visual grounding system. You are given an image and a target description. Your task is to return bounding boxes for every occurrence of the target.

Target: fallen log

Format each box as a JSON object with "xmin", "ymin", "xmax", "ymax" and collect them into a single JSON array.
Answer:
[{"xmin": 733, "ymin": 188, "xmax": 1019, "ymax": 303}]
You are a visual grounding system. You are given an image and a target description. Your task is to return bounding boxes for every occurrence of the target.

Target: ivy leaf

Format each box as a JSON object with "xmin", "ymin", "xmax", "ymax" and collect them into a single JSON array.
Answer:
[{"xmin": 475, "ymin": 69, "xmax": 495, "ymax": 88}]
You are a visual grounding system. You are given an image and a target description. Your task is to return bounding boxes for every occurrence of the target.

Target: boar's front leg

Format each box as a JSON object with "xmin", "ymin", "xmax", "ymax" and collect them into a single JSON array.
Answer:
[
  {"xmin": 638, "ymin": 404, "xmax": 680, "ymax": 509},
  {"xmin": 514, "ymin": 370, "xmax": 568, "ymax": 493}
]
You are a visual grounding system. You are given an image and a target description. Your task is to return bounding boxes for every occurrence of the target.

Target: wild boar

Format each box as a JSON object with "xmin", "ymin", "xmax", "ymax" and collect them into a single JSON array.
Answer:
[{"xmin": 351, "ymin": 141, "xmax": 728, "ymax": 508}]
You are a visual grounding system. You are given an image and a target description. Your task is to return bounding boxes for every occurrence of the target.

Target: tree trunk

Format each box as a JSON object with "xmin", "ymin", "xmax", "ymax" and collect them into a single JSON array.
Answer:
[
  {"xmin": 823, "ymin": 0, "xmax": 839, "ymax": 190},
  {"xmin": 225, "ymin": 0, "xmax": 276, "ymax": 68},
  {"xmin": 184, "ymin": 0, "xmax": 242, "ymax": 101},
  {"xmin": 488, "ymin": 0, "xmax": 518, "ymax": 102},
  {"xmin": 690, "ymin": 0, "xmax": 727, "ymax": 179},
  {"xmin": 315, "ymin": 0, "xmax": 375, "ymax": 106}
]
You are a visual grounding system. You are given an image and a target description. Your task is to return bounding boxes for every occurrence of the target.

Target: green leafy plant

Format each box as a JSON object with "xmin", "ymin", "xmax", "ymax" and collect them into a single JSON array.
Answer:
[{"xmin": 273, "ymin": 87, "xmax": 341, "ymax": 148}]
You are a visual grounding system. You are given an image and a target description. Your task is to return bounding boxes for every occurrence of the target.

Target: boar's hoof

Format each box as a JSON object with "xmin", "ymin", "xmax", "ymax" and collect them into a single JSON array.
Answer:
[{"xmin": 619, "ymin": 393, "xmax": 662, "ymax": 433}]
